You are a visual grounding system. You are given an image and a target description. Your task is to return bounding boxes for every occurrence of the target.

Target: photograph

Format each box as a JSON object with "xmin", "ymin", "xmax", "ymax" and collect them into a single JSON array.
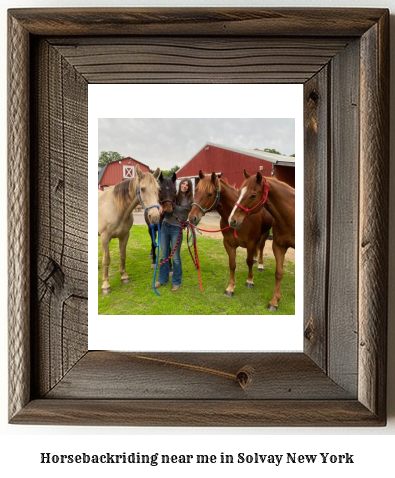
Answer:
[
  {"xmin": 88, "ymin": 85, "xmax": 303, "ymax": 353},
  {"xmin": 97, "ymin": 118, "xmax": 297, "ymax": 316}
]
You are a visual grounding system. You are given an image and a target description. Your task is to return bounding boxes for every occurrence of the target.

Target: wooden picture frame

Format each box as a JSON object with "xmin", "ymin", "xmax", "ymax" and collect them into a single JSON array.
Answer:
[{"xmin": 8, "ymin": 8, "xmax": 389, "ymax": 426}]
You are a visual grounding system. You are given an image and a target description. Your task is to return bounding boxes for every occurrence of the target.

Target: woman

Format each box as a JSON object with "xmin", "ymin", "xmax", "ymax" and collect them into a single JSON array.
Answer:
[{"xmin": 155, "ymin": 178, "xmax": 193, "ymax": 291}]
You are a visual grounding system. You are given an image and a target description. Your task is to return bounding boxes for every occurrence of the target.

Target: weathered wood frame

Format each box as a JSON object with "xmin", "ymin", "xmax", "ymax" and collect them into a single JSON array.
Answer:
[{"xmin": 8, "ymin": 8, "xmax": 389, "ymax": 426}]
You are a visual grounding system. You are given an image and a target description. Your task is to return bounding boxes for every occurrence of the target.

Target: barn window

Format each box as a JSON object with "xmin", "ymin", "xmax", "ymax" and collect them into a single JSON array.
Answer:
[{"xmin": 123, "ymin": 165, "xmax": 134, "ymax": 179}]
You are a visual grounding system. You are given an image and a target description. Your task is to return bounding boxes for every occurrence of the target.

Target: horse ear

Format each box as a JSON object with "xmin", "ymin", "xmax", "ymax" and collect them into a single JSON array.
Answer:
[
  {"xmin": 211, "ymin": 172, "xmax": 217, "ymax": 183},
  {"xmin": 153, "ymin": 167, "xmax": 160, "ymax": 179},
  {"xmin": 159, "ymin": 171, "xmax": 164, "ymax": 182},
  {"xmin": 199, "ymin": 170, "xmax": 205, "ymax": 179},
  {"xmin": 171, "ymin": 172, "xmax": 177, "ymax": 183},
  {"xmin": 243, "ymin": 169, "xmax": 250, "ymax": 179},
  {"xmin": 256, "ymin": 171, "xmax": 263, "ymax": 184},
  {"xmin": 136, "ymin": 164, "xmax": 143, "ymax": 180}
]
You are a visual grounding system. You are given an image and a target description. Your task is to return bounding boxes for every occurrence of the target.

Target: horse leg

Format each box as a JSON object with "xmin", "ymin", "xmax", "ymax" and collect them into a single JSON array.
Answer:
[
  {"xmin": 223, "ymin": 239, "xmax": 237, "ymax": 296},
  {"xmin": 245, "ymin": 245, "xmax": 255, "ymax": 288},
  {"xmin": 268, "ymin": 241, "xmax": 287, "ymax": 311},
  {"xmin": 150, "ymin": 226, "xmax": 157, "ymax": 269},
  {"xmin": 100, "ymin": 235, "xmax": 112, "ymax": 294},
  {"xmin": 257, "ymin": 230, "xmax": 269, "ymax": 272},
  {"xmin": 148, "ymin": 225, "xmax": 154, "ymax": 259},
  {"xmin": 119, "ymin": 232, "xmax": 131, "ymax": 284}
]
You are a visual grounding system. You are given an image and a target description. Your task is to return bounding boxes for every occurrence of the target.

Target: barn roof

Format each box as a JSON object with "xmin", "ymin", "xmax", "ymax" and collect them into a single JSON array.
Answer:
[
  {"xmin": 98, "ymin": 165, "xmax": 107, "ymax": 184},
  {"xmin": 98, "ymin": 156, "xmax": 150, "ymax": 185},
  {"xmin": 180, "ymin": 142, "xmax": 295, "ymax": 171}
]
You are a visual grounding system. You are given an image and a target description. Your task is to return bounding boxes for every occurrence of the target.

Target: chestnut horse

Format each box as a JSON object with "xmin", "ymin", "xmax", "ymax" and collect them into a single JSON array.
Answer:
[
  {"xmin": 188, "ymin": 171, "xmax": 273, "ymax": 296},
  {"xmin": 229, "ymin": 170, "xmax": 295, "ymax": 310},
  {"xmin": 98, "ymin": 165, "xmax": 160, "ymax": 294}
]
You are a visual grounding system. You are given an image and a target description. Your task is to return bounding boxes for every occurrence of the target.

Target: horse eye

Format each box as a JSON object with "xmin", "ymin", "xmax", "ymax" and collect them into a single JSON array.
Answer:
[
  {"xmin": 141, "ymin": 187, "xmax": 146, "ymax": 193},
  {"xmin": 207, "ymin": 193, "xmax": 213, "ymax": 198},
  {"xmin": 250, "ymin": 194, "xmax": 257, "ymax": 199}
]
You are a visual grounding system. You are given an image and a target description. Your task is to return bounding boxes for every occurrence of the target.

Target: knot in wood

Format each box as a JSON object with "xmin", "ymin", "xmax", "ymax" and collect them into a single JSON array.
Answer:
[{"xmin": 236, "ymin": 365, "xmax": 255, "ymax": 390}]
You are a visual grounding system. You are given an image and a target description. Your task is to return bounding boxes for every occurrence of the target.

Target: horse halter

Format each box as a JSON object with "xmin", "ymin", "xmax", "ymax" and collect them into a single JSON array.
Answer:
[
  {"xmin": 137, "ymin": 186, "xmax": 160, "ymax": 213},
  {"xmin": 159, "ymin": 198, "xmax": 176, "ymax": 207},
  {"xmin": 234, "ymin": 179, "xmax": 270, "ymax": 216},
  {"xmin": 191, "ymin": 186, "xmax": 220, "ymax": 214}
]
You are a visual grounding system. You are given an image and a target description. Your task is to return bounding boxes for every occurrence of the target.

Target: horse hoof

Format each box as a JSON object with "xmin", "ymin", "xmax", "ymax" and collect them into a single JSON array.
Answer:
[
  {"xmin": 245, "ymin": 282, "xmax": 254, "ymax": 288},
  {"xmin": 102, "ymin": 287, "xmax": 111, "ymax": 295},
  {"xmin": 225, "ymin": 290, "xmax": 234, "ymax": 297},
  {"xmin": 267, "ymin": 304, "xmax": 278, "ymax": 312},
  {"xmin": 257, "ymin": 267, "xmax": 264, "ymax": 273},
  {"xmin": 151, "ymin": 263, "xmax": 156, "ymax": 269},
  {"xmin": 122, "ymin": 278, "xmax": 130, "ymax": 284},
  {"xmin": 253, "ymin": 259, "xmax": 257, "ymax": 264}
]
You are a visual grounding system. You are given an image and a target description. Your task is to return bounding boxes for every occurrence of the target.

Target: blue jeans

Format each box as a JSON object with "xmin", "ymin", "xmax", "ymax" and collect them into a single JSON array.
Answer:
[{"xmin": 158, "ymin": 222, "xmax": 183, "ymax": 286}]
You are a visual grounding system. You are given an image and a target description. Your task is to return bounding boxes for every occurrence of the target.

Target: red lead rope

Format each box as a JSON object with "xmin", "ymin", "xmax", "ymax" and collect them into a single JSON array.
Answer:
[
  {"xmin": 155, "ymin": 183, "xmax": 271, "ymax": 295},
  {"xmin": 188, "ymin": 223, "xmax": 239, "ymax": 238}
]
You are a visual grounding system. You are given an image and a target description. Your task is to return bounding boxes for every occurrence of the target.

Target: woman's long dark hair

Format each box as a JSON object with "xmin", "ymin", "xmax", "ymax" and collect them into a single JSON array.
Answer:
[{"xmin": 176, "ymin": 178, "xmax": 194, "ymax": 205}]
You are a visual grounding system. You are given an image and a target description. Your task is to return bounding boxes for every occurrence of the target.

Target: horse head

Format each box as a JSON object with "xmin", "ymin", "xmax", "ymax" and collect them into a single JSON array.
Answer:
[
  {"xmin": 229, "ymin": 170, "xmax": 267, "ymax": 229},
  {"xmin": 136, "ymin": 165, "xmax": 161, "ymax": 225},
  {"xmin": 158, "ymin": 171, "xmax": 177, "ymax": 214},
  {"xmin": 188, "ymin": 170, "xmax": 220, "ymax": 225}
]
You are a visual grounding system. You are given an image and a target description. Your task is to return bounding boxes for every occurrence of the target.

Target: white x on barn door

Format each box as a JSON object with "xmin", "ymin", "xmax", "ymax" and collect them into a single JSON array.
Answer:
[{"xmin": 123, "ymin": 165, "xmax": 135, "ymax": 179}]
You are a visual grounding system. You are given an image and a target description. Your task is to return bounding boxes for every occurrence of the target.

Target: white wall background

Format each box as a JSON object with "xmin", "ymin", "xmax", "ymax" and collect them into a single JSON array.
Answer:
[{"xmin": 1, "ymin": 0, "xmax": 394, "ymax": 476}]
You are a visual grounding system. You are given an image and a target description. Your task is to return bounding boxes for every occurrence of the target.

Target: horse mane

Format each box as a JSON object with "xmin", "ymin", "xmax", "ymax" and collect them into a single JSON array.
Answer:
[
  {"xmin": 197, "ymin": 174, "xmax": 238, "ymax": 193},
  {"xmin": 242, "ymin": 175, "xmax": 293, "ymax": 192},
  {"xmin": 219, "ymin": 177, "xmax": 238, "ymax": 191},
  {"xmin": 113, "ymin": 178, "xmax": 137, "ymax": 211}
]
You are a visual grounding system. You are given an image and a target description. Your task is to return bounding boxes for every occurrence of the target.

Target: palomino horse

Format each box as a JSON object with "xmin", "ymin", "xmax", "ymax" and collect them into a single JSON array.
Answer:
[
  {"xmin": 229, "ymin": 170, "xmax": 295, "ymax": 310},
  {"xmin": 188, "ymin": 171, "xmax": 273, "ymax": 296},
  {"xmin": 145, "ymin": 172, "xmax": 176, "ymax": 269},
  {"xmin": 98, "ymin": 165, "xmax": 160, "ymax": 294}
]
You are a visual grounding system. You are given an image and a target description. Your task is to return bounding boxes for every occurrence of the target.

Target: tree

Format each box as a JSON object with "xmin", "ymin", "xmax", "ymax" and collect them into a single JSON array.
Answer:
[
  {"xmin": 98, "ymin": 151, "xmax": 124, "ymax": 168},
  {"xmin": 255, "ymin": 147, "xmax": 282, "ymax": 155},
  {"xmin": 255, "ymin": 148, "xmax": 295, "ymax": 157},
  {"xmin": 158, "ymin": 165, "xmax": 180, "ymax": 177}
]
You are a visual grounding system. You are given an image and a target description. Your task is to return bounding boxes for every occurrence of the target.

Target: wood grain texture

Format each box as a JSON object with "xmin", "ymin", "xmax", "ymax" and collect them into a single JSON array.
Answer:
[
  {"xmin": 303, "ymin": 67, "xmax": 329, "ymax": 370},
  {"xmin": 327, "ymin": 40, "xmax": 360, "ymax": 396},
  {"xmin": 30, "ymin": 39, "xmax": 88, "ymax": 398},
  {"xmin": 48, "ymin": 37, "xmax": 350, "ymax": 84},
  {"xmin": 7, "ymin": 7, "xmax": 389, "ymax": 426},
  {"xmin": 8, "ymin": 13, "xmax": 31, "ymax": 421},
  {"xmin": 46, "ymin": 352, "xmax": 353, "ymax": 400},
  {"xmin": 8, "ymin": 7, "xmax": 387, "ymax": 37},
  {"xmin": 11, "ymin": 399, "xmax": 383, "ymax": 427},
  {"xmin": 359, "ymin": 12, "xmax": 389, "ymax": 420}
]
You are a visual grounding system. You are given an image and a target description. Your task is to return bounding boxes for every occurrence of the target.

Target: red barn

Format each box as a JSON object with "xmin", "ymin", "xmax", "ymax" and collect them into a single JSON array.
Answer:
[
  {"xmin": 98, "ymin": 157, "xmax": 150, "ymax": 190},
  {"xmin": 176, "ymin": 142, "xmax": 295, "ymax": 189}
]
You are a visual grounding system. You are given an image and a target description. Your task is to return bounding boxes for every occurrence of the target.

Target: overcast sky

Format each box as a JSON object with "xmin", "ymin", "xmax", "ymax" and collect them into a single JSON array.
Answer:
[{"xmin": 98, "ymin": 118, "xmax": 295, "ymax": 171}]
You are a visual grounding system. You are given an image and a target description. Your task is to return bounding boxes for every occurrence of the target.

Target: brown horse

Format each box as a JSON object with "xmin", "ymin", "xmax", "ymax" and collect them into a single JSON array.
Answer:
[
  {"xmin": 98, "ymin": 165, "xmax": 160, "ymax": 294},
  {"xmin": 145, "ymin": 172, "xmax": 176, "ymax": 269},
  {"xmin": 188, "ymin": 171, "xmax": 273, "ymax": 296},
  {"xmin": 229, "ymin": 170, "xmax": 295, "ymax": 310}
]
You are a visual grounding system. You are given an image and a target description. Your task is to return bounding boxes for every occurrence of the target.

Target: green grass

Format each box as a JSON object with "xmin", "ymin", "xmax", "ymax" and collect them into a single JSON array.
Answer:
[{"xmin": 98, "ymin": 225, "xmax": 295, "ymax": 315}]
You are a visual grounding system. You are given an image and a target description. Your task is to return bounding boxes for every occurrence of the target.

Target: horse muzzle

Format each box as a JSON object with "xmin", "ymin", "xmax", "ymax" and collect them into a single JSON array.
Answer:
[
  {"xmin": 147, "ymin": 208, "xmax": 160, "ymax": 225},
  {"xmin": 188, "ymin": 214, "xmax": 202, "ymax": 226},
  {"xmin": 229, "ymin": 218, "xmax": 242, "ymax": 229}
]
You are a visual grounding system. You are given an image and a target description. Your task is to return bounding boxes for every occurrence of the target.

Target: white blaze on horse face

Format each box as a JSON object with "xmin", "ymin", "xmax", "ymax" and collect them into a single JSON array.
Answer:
[{"xmin": 229, "ymin": 186, "xmax": 246, "ymax": 224}]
